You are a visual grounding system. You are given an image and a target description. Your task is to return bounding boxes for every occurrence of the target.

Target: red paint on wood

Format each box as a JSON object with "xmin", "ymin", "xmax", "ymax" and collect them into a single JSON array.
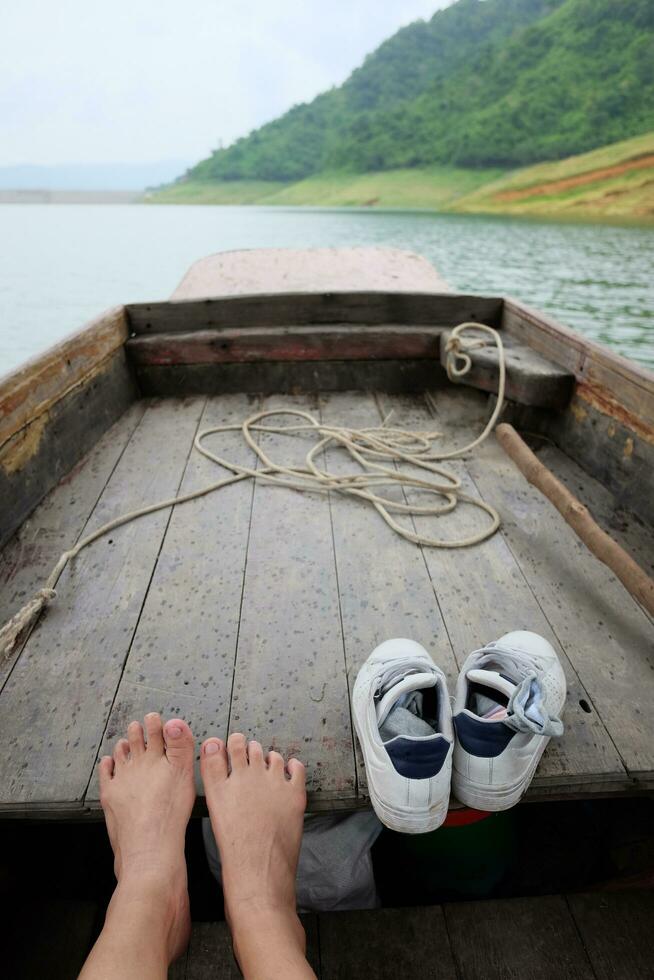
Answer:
[{"xmin": 127, "ymin": 326, "xmax": 444, "ymax": 366}]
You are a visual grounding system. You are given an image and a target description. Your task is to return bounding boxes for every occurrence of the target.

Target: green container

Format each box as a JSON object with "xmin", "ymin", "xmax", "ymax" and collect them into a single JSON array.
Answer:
[{"xmin": 374, "ymin": 809, "xmax": 516, "ymax": 904}]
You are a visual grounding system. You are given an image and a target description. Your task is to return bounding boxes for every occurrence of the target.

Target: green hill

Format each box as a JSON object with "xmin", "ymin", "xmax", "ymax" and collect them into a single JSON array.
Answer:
[
  {"xmin": 150, "ymin": 132, "xmax": 654, "ymax": 221},
  {"xmin": 179, "ymin": 0, "xmax": 653, "ymax": 184}
]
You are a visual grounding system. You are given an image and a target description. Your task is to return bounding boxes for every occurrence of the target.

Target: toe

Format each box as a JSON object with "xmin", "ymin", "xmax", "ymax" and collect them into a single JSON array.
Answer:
[
  {"xmin": 247, "ymin": 740, "xmax": 264, "ymax": 766},
  {"xmin": 266, "ymin": 750, "xmax": 285, "ymax": 774},
  {"xmin": 163, "ymin": 718, "xmax": 195, "ymax": 770},
  {"xmin": 200, "ymin": 738, "xmax": 228, "ymax": 784},
  {"xmin": 227, "ymin": 732, "xmax": 248, "ymax": 769},
  {"xmin": 114, "ymin": 738, "xmax": 130, "ymax": 764},
  {"xmin": 286, "ymin": 757, "xmax": 306, "ymax": 787},
  {"xmin": 99, "ymin": 755, "xmax": 114, "ymax": 796},
  {"xmin": 144, "ymin": 712, "xmax": 165, "ymax": 756},
  {"xmin": 127, "ymin": 720, "xmax": 145, "ymax": 757}
]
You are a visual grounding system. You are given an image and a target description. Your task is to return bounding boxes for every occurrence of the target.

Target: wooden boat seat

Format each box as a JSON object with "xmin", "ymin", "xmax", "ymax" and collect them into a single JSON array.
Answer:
[
  {"xmin": 126, "ymin": 313, "xmax": 575, "ymax": 411},
  {"xmin": 440, "ymin": 327, "xmax": 575, "ymax": 409}
]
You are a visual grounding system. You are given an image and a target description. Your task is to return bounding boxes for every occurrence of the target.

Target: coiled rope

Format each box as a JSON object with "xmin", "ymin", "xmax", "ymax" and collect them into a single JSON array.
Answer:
[{"xmin": 0, "ymin": 322, "xmax": 505, "ymax": 657}]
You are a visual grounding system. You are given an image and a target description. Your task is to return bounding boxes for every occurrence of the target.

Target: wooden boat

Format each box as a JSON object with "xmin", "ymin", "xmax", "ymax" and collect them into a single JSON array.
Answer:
[{"xmin": 1, "ymin": 246, "xmax": 653, "ymax": 825}]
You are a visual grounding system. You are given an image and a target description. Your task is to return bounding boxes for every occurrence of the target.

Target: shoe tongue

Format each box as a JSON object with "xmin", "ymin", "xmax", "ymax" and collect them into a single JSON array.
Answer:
[
  {"xmin": 466, "ymin": 668, "xmax": 517, "ymax": 699},
  {"xmin": 376, "ymin": 671, "xmax": 436, "ymax": 727}
]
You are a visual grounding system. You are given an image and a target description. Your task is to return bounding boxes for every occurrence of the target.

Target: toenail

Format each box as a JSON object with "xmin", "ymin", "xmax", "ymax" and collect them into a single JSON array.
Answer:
[
  {"xmin": 204, "ymin": 741, "xmax": 220, "ymax": 755},
  {"xmin": 167, "ymin": 723, "xmax": 183, "ymax": 738}
]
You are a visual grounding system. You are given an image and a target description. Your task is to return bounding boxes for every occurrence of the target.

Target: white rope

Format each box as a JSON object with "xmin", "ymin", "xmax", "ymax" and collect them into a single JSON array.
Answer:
[{"xmin": 0, "ymin": 322, "xmax": 505, "ymax": 658}]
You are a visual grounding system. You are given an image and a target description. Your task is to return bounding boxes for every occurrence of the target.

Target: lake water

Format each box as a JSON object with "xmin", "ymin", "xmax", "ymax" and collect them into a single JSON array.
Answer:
[{"xmin": 1, "ymin": 204, "xmax": 652, "ymax": 374}]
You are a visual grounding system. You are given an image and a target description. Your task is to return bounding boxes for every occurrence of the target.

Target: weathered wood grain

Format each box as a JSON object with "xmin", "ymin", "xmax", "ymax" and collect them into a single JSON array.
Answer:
[
  {"xmin": 321, "ymin": 390, "xmax": 460, "ymax": 797},
  {"xmin": 378, "ymin": 390, "xmax": 627, "ymax": 794},
  {"xmin": 568, "ymin": 891, "xmax": 654, "ymax": 980},
  {"xmin": 178, "ymin": 916, "xmax": 320, "ymax": 980},
  {"xmin": 227, "ymin": 393, "xmax": 356, "ymax": 805},
  {"xmin": 180, "ymin": 921, "xmax": 238, "ymax": 980},
  {"xmin": 319, "ymin": 906, "xmax": 457, "ymax": 979},
  {"xmin": 502, "ymin": 299, "xmax": 654, "ymax": 523},
  {"xmin": 548, "ymin": 394, "xmax": 654, "ymax": 527},
  {"xmin": 126, "ymin": 292, "xmax": 503, "ymax": 335},
  {"xmin": 503, "ymin": 297, "xmax": 654, "ymax": 525},
  {"xmin": 0, "ymin": 305, "xmax": 128, "ymax": 446},
  {"xmin": 0, "ymin": 398, "xmax": 205, "ymax": 811},
  {"xmin": 440, "ymin": 328, "xmax": 574, "ymax": 408},
  {"xmin": 468, "ymin": 429, "xmax": 654, "ymax": 784},
  {"xmin": 10, "ymin": 892, "xmax": 654, "ymax": 979},
  {"xmin": 134, "ymin": 359, "xmax": 446, "ymax": 398},
  {"xmin": 170, "ymin": 246, "xmax": 449, "ymax": 299},
  {"xmin": 538, "ymin": 443, "xmax": 654, "ymax": 590},
  {"xmin": 496, "ymin": 423, "xmax": 654, "ymax": 619},
  {"xmin": 0, "ymin": 350, "xmax": 138, "ymax": 547},
  {"xmin": 3, "ymin": 381, "xmax": 651, "ymax": 815},
  {"xmin": 127, "ymin": 324, "xmax": 444, "ymax": 367},
  {"xmin": 444, "ymin": 895, "xmax": 595, "ymax": 979},
  {"xmin": 5, "ymin": 897, "xmax": 100, "ymax": 979},
  {"xmin": 86, "ymin": 393, "xmax": 260, "ymax": 803},
  {"xmin": 168, "ymin": 949, "xmax": 188, "ymax": 979},
  {"xmin": 0, "ymin": 401, "xmax": 146, "ymax": 690},
  {"xmin": 502, "ymin": 297, "xmax": 654, "ymax": 422}
]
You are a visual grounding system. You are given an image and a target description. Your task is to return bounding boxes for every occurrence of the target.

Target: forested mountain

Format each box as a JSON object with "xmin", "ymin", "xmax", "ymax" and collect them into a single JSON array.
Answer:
[{"xmin": 185, "ymin": 0, "xmax": 654, "ymax": 182}]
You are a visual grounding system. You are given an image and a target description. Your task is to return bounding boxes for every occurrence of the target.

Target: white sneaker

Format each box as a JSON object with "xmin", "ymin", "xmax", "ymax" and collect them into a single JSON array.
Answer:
[
  {"xmin": 452, "ymin": 630, "xmax": 566, "ymax": 811},
  {"xmin": 352, "ymin": 638, "xmax": 453, "ymax": 834}
]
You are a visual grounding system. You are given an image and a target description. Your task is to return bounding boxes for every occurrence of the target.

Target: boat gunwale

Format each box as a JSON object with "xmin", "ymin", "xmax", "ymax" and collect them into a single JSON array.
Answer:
[
  {"xmin": 2, "ymin": 290, "xmax": 652, "ymax": 454},
  {"xmin": 0, "ymin": 306, "xmax": 128, "ymax": 447}
]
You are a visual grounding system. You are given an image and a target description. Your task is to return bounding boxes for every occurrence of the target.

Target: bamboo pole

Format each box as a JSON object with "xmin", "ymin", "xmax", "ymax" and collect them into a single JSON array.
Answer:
[{"xmin": 495, "ymin": 423, "xmax": 654, "ymax": 618}]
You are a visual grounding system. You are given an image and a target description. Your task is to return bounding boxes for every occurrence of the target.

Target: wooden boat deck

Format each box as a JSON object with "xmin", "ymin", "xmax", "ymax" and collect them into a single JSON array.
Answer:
[
  {"xmin": 1, "ymin": 384, "xmax": 653, "ymax": 817},
  {"xmin": 172, "ymin": 891, "xmax": 654, "ymax": 980},
  {"xmin": 6, "ymin": 890, "xmax": 654, "ymax": 978}
]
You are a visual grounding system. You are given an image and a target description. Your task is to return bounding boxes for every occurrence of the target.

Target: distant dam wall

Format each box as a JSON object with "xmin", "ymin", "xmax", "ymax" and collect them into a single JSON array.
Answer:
[{"xmin": 0, "ymin": 189, "xmax": 142, "ymax": 204}]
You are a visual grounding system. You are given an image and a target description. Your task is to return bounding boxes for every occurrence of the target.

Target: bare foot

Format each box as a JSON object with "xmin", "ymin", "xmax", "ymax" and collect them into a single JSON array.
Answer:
[
  {"xmin": 98, "ymin": 713, "xmax": 196, "ymax": 964},
  {"xmin": 201, "ymin": 733, "xmax": 309, "ymax": 972}
]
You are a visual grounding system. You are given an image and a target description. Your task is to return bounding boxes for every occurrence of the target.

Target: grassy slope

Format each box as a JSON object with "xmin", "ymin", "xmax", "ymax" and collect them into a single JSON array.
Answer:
[
  {"xmin": 146, "ymin": 180, "xmax": 287, "ymax": 204},
  {"xmin": 149, "ymin": 166, "xmax": 504, "ymax": 209},
  {"xmin": 148, "ymin": 133, "xmax": 654, "ymax": 221},
  {"xmin": 451, "ymin": 132, "xmax": 654, "ymax": 219},
  {"xmin": 258, "ymin": 166, "xmax": 503, "ymax": 208}
]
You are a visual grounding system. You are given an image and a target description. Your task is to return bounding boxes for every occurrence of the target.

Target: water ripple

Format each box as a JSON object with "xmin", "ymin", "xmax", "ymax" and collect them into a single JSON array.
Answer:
[{"xmin": 0, "ymin": 204, "xmax": 652, "ymax": 373}]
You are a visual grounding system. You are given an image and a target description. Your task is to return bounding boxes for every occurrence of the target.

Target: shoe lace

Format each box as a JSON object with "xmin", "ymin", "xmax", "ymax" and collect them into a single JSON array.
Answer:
[{"xmin": 471, "ymin": 645, "xmax": 564, "ymax": 738}]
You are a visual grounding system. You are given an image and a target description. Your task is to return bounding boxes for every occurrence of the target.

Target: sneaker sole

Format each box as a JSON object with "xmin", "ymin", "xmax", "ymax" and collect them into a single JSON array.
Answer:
[
  {"xmin": 365, "ymin": 776, "xmax": 450, "ymax": 834},
  {"xmin": 451, "ymin": 736, "xmax": 550, "ymax": 811},
  {"xmin": 353, "ymin": 714, "xmax": 450, "ymax": 834}
]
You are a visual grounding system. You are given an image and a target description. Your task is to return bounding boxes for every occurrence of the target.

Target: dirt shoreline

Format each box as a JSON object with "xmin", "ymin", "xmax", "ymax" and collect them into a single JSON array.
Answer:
[{"xmin": 496, "ymin": 153, "xmax": 654, "ymax": 202}]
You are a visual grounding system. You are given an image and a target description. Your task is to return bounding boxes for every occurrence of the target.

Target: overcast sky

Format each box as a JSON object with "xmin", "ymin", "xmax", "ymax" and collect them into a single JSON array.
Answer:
[{"xmin": 1, "ymin": 0, "xmax": 453, "ymax": 167}]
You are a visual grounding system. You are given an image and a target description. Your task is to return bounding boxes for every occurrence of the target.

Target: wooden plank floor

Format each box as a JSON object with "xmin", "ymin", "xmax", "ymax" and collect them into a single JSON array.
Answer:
[
  {"xmin": 167, "ymin": 892, "xmax": 654, "ymax": 980},
  {"xmin": 376, "ymin": 392, "xmax": 627, "ymax": 795},
  {"xmin": 1, "ymin": 390, "xmax": 653, "ymax": 816},
  {"xmin": 6, "ymin": 892, "xmax": 652, "ymax": 979}
]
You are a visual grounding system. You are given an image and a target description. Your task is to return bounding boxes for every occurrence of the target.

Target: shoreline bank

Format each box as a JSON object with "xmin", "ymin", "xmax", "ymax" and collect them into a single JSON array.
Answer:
[{"xmin": 147, "ymin": 132, "xmax": 654, "ymax": 225}]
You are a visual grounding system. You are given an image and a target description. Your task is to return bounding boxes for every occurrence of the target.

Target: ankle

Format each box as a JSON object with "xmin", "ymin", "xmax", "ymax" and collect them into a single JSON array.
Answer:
[
  {"xmin": 230, "ymin": 906, "xmax": 307, "ymax": 974},
  {"xmin": 116, "ymin": 841, "xmax": 188, "ymax": 881},
  {"xmin": 112, "ymin": 869, "xmax": 175, "ymax": 912},
  {"xmin": 114, "ymin": 869, "xmax": 184, "ymax": 925},
  {"xmin": 228, "ymin": 897, "xmax": 300, "ymax": 929},
  {"xmin": 106, "ymin": 875, "xmax": 186, "ymax": 963}
]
